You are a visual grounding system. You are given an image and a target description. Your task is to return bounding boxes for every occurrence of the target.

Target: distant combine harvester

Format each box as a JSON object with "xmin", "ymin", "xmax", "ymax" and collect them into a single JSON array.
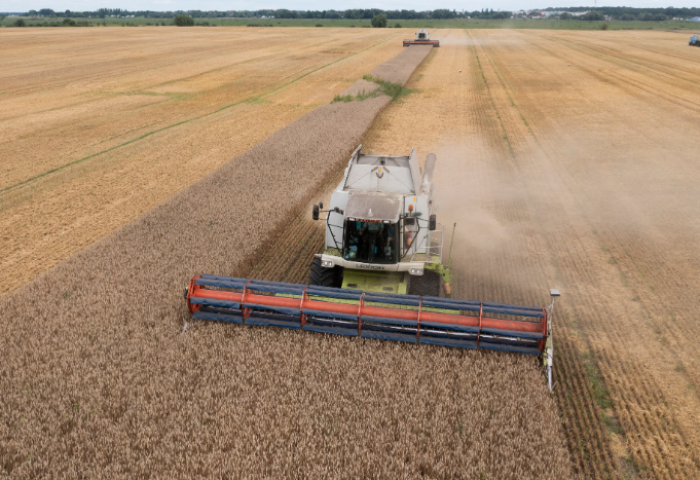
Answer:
[{"xmin": 403, "ymin": 29, "xmax": 440, "ymax": 47}]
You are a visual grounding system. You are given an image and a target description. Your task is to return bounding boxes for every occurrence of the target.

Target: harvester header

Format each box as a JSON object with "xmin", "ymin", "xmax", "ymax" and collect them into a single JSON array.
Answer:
[{"xmin": 186, "ymin": 275, "xmax": 552, "ymax": 355}]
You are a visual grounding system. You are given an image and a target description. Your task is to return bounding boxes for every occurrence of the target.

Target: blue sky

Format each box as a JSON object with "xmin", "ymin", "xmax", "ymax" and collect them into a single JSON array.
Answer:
[{"xmin": 1, "ymin": 0, "xmax": 695, "ymax": 13}]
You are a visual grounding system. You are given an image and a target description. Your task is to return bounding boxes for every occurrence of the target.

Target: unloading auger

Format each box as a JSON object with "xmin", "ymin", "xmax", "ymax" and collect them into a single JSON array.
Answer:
[{"xmin": 183, "ymin": 146, "xmax": 560, "ymax": 390}]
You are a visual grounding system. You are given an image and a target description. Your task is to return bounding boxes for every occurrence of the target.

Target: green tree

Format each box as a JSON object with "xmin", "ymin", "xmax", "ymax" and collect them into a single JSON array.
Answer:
[
  {"xmin": 14, "ymin": 18, "xmax": 26, "ymax": 27},
  {"xmin": 371, "ymin": 13, "xmax": 387, "ymax": 28},
  {"xmin": 174, "ymin": 14, "xmax": 194, "ymax": 26},
  {"xmin": 559, "ymin": 12, "xmax": 572, "ymax": 20},
  {"xmin": 581, "ymin": 10, "xmax": 605, "ymax": 21}
]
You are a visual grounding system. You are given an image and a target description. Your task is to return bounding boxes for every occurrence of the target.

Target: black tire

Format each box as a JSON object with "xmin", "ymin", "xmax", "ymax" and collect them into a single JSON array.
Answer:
[
  {"xmin": 408, "ymin": 269, "xmax": 442, "ymax": 297},
  {"xmin": 309, "ymin": 257, "xmax": 341, "ymax": 287}
]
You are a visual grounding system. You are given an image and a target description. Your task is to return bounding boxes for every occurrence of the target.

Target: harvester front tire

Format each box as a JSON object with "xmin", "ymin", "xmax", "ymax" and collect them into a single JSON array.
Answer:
[{"xmin": 309, "ymin": 257, "xmax": 341, "ymax": 287}]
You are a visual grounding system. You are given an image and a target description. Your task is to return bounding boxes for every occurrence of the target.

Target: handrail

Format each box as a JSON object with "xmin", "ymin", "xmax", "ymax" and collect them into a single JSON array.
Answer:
[{"xmin": 409, "ymin": 222, "xmax": 445, "ymax": 263}]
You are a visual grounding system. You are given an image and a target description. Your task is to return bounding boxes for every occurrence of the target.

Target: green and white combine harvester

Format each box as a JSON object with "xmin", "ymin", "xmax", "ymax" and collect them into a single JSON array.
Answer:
[{"xmin": 184, "ymin": 146, "xmax": 560, "ymax": 390}]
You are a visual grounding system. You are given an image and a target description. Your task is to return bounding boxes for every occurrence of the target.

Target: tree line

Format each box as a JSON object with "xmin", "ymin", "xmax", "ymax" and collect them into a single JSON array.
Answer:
[
  {"xmin": 548, "ymin": 6, "xmax": 699, "ymax": 21},
  {"xmin": 11, "ymin": 7, "xmax": 700, "ymax": 22}
]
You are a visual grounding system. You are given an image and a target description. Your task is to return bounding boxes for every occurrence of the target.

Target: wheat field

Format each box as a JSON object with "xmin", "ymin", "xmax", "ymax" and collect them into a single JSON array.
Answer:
[
  {"xmin": 1, "ymin": 41, "xmax": 575, "ymax": 479},
  {"xmin": 4, "ymin": 27, "xmax": 700, "ymax": 479}
]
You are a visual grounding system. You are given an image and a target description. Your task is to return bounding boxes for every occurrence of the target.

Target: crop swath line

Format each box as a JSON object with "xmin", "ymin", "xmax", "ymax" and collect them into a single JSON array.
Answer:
[
  {"xmin": 543, "ymin": 125, "xmax": 700, "ymax": 474},
  {"xmin": 538, "ymin": 34, "xmax": 700, "ymax": 114},
  {"xmin": 463, "ymin": 36, "xmax": 606, "ymax": 477},
  {"xmin": 539, "ymin": 204, "xmax": 692, "ymax": 476},
  {"xmin": 466, "ymin": 31, "xmax": 517, "ymax": 163},
  {"xmin": 554, "ymin": 32, "xmax": 700, "ymax": 87},
  {"xmin": 0, "ymin": 30, "xmax": 343, "ymax": 99},
  {"xmin": 501, "ymin": 37, "xmax": 700, "ymax": 469},
  {"xmin": 467, "ymin": 30, "xmax": 627, "ymax": 479},
  {"xmin": 0, "ymin": 35, "xmax": 397, "ymax": 197}
]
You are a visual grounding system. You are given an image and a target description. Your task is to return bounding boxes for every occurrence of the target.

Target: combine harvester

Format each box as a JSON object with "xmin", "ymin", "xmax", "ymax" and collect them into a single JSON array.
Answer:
[
  {"xmin": 184, "ymin": 146, "xmax": 560, "ymax": 390},
  {"xmin": 690, "ymin": 35, "xmax": 700, "ymax": 47},
  {"xmin": 403, "ymin": 29, "xmax": 440, "ymax": 47}
]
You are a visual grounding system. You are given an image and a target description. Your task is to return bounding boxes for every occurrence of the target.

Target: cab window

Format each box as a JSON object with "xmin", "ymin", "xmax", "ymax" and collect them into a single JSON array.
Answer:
[{"xmin": 343, "ymin": 220, "xmax": 398, "ymax": 264}]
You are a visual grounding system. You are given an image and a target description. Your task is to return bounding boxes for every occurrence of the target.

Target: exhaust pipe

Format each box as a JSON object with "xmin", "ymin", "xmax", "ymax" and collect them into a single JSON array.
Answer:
[{"xmin": 420, "ymin": 153, "xmax": 437, "ymax": 196}]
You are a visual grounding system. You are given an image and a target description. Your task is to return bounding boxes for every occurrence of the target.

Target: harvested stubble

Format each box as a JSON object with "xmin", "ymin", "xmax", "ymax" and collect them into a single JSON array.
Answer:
[
  {"xmin": 0, "ymin": 27, "xmax": 404, "ymax": 296},
  {"xmin": 0, "ymin": 44, "xmax": 570, "ymax": 479}
]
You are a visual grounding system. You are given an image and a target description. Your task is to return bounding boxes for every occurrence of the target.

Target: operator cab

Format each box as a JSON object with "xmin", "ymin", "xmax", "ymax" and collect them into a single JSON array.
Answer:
[
  {"xmin": 343, "ymin": 219, "xmax": 398, "ymax": 264},
  {"xmin": 341, "ymin": 191, "xmax": 402, "ymax": 265},
  {"xmin": 416, "ymin": 29, "xmax": 430, "ymax": 40},
  {"xmin": 313, "ymin": 146, "xmax": 440, "ymax": 278}
]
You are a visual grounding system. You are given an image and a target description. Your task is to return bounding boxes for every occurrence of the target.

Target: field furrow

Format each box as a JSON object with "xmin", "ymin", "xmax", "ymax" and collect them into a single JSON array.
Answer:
[{"xmin": 362, "ymin": 27, "xmax": 700, "ymax": 479}]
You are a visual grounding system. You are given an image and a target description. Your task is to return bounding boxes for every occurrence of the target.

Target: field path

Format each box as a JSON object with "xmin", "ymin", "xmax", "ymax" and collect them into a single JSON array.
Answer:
[{"xmin": 364, "ymin": 28, "xmax": 700, "ymax": 479}]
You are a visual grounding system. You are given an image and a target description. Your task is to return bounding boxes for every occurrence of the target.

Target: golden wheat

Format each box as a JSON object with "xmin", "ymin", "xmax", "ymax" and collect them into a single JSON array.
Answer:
[{"xmin": 0, "ymin": 45, "xmax": 571, "ymax": 479}]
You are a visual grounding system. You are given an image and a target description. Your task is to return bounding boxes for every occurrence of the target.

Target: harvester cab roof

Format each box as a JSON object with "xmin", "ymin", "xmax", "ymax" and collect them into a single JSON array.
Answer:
[{"xmin": 345, "ymin": 192, "xmax": 402, "ymax": 222}]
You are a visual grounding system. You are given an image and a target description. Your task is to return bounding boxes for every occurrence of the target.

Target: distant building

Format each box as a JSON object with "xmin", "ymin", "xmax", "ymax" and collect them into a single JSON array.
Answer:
[
  {"xmin": 692, "ymin": 16, "xmax": 700, "ymax": 22},
  {"xmin": 543, "ymin": 11, "xmax": 564, "ymax": 18}
]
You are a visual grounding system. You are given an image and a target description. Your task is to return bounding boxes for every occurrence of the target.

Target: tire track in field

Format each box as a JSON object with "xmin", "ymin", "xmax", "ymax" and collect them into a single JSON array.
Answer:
[
  {"xmin": 470, "ymin": 29, "xmax": 633, "ymax": 479},
  {"xmin": 533, "ymin": 34, "xmax": 700, "ymax": 115},
  {"xmin": 455, "ymin": 32, "xmax": 610, "ymax": 477},
  {"xmin": 490, "ymin": 29, "xmax": 700, "ymax": 478},
  {"xmin": 516, "ymin": 31, "xmax": 696, "ymax": 478}
]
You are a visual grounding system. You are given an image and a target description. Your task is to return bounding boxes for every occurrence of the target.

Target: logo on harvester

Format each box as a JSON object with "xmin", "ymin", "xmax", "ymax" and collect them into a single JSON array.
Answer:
[{"xmin": 356, "ymin": 263, "xmax": 385, "ymax": 270}]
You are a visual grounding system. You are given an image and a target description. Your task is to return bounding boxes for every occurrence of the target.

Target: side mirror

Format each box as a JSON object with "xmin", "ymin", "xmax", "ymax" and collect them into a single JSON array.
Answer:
[
  {"xmin": 312, "ymin": 204, "xmax": 319, "ymax": 221},
  {"xmin": 429, "ymin": 214, "xmax": 436, "ymax": 231}
]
